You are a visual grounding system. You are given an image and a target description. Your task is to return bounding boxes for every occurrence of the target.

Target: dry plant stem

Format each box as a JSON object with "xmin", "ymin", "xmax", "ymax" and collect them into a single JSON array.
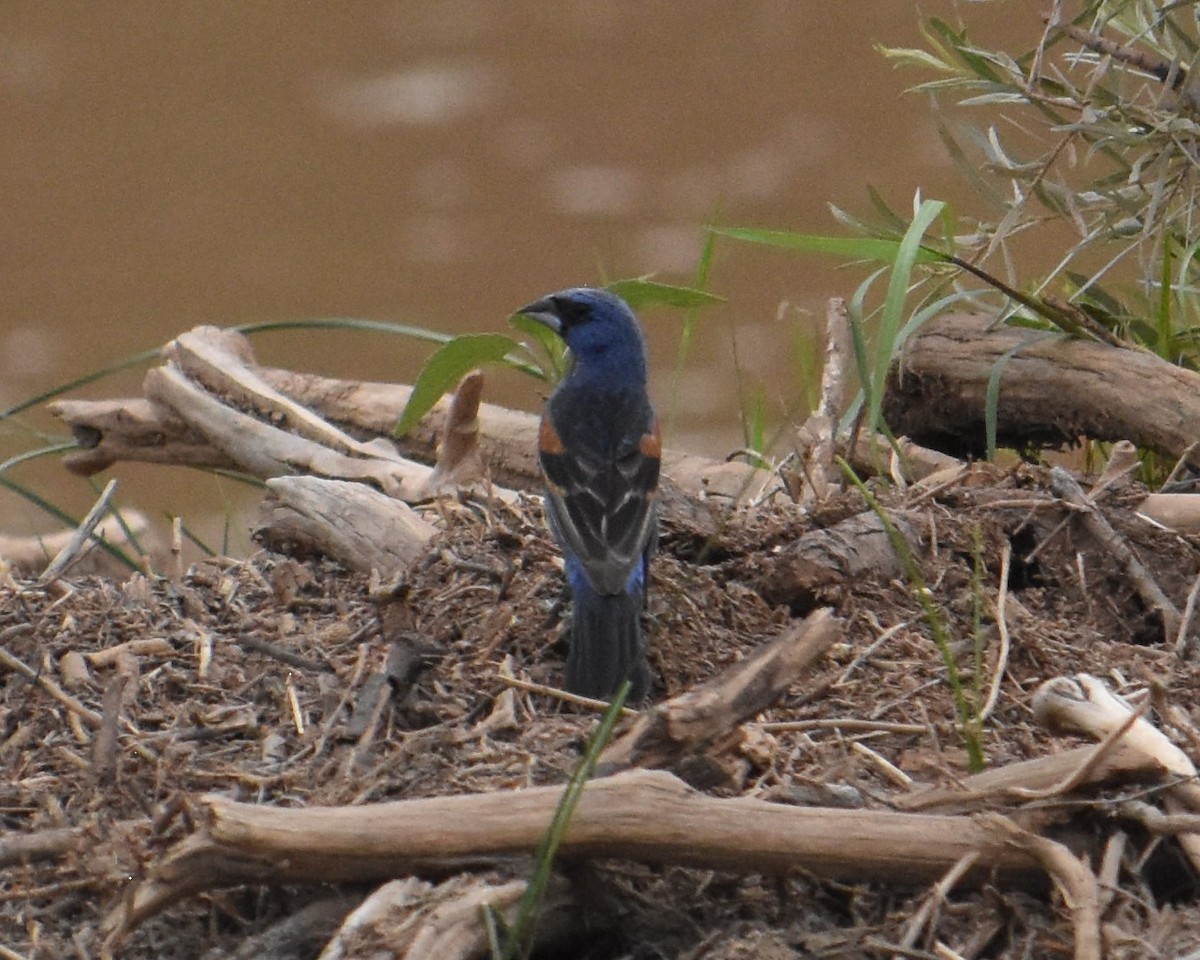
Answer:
[
  {"xmin": 39, "ymin": 478, "xmax": 119, "ymax": 584},
  {"xmin": 598, "ymin": 607, "xmax": 841, "ymax": 772},
  {"xmin": 978, "ymin": 813, "xmax": 1101, "ymax": 960},
  {"xmin": 1173, "ymin": 568, "xmax": 1200, "ymax": 657},
  {"xmin": 979, "ymin": 540, "xmax": 1013, "ymax": 723},
  {"xmin": 0, "ymin": 636, "xmax": 103, "ymax": 729},
  {"xmin": 0, "ymin": 826, "xmax": 83, "ymax": 869},
  {"xmin": 897, "ymin": 852, "xmax": 980, "ymax": 953},
  {"xmin": 255, "ymin": 476, "xmax": 437, "ymax": 577},
  {"xmin": 795, "ymin": 297, "xmax": 851, "ymax": 501},
  {"xmin": 1048, "ymin": 467, "xmax": 1180, "ymax": 641},
  {"xmin": 496, "ymin": 671, "xmax": 639, "ymax": 717},
  {"xmin": 884, "ymin": 312, "xmax": 1200, "ymax": 469},
  {"xmin": 100, "ymin": 767, "xmax": 1047, "ymax": 955}
]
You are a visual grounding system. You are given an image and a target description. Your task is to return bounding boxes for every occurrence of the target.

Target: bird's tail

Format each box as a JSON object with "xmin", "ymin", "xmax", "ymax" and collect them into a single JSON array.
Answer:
[{"xmin": 566, "ymin": 585, "xmax": 649, "ymax": 703}]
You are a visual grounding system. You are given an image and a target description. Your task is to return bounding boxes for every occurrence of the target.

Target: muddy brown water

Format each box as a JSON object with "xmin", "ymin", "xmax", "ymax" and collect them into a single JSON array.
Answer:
[{"xmin": 0, "ymin": 3, "xmax": 1031, "ymax": 551}]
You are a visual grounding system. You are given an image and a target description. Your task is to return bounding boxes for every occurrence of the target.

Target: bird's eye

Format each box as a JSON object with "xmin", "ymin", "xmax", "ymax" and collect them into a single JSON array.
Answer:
[{"xmin": 552, "ymin": 297, "xmax": 592, "ymax": 329}]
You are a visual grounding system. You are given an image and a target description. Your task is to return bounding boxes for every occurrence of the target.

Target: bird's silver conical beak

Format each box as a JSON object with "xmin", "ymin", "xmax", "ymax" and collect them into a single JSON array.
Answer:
[{"xmin": 515, "ymin": 297, "xmax": 562, "ymax": 335}]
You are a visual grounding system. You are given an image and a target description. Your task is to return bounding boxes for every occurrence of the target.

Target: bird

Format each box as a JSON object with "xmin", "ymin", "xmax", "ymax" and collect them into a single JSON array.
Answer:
[{"xmin": 517, "ymin": 287, "xmax": 660, "ymax": 702}]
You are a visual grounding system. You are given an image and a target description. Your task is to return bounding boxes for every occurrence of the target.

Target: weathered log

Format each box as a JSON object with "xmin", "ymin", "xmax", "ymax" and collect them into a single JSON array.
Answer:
[{"xmin": 884, "ymin": 312, "xmax": 1200, "ymax": 467}]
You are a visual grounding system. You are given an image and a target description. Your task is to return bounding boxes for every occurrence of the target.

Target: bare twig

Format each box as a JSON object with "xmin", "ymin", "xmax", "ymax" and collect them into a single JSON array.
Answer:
[
  {"xmin": 39, "ymin": 478, "xmax": 120, "ymax": 585},
  {"xmin": 1048, "ymin": 467, "xmax": 1180, "ymax": 640}
]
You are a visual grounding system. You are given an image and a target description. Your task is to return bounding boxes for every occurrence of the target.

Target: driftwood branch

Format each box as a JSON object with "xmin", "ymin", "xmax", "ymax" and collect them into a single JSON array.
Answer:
[
  {"xmin": 884, "ymin": 312, "xmax": 1200, "ymax": 468},
  {"xmin": 101, "ymin": 767, "xmax": 1046, "ymax": 956},
  {"xmin": 599, "ymin": 607, "xmax": 841, "ymax": 774},
  {"xmin": 50, "ymin": 326, "xmax": 770, "ymax": 502}
]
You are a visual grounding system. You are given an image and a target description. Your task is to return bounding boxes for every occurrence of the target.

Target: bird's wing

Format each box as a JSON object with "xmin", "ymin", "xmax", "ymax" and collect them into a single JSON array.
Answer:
[{"xmin": 539, "ymin": 412, "xmax": 660, "ymax": 595}]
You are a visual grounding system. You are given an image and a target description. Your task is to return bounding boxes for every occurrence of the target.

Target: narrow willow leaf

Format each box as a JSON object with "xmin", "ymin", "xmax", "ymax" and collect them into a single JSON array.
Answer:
[
  {"xmin": 875, "ymin": 44, "xmax": 961, "ymax": 74},
  {"xmin": 713, "ymin": 227, "xmax": 948, "ymax": 264},
  {"xmin": 605, "ymin": 277, "xmax": 724, "ymax": 310},
  {"xmin": 393, "ymin": 333, "xmax": 525, "ymax": 437}
]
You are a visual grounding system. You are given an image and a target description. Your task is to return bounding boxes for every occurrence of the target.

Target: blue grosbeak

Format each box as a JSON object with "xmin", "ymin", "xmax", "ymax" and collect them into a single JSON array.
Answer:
[{"xmin": 518, "ymin": 288, "xmax": 660, "ymax": 702}]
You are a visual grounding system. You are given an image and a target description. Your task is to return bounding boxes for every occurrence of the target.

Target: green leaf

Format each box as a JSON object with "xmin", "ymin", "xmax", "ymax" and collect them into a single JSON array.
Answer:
[
  {"xmin": 713, "ymin": 227, "xmax": 948, "ymax": 265},
  {"xmin": 393, "ymin": 333, "xmax": 525, "ymax": 437},
  {"xmin": 875, "ymin": 43, "xmax": 961, "ymax": 74},
  {"xmin": 868, "ymin": 199, "xmax": 947, "ymax": 433},
  {"xmin": 510, "ymin": 313, "xmax": 568, "ymax": 381},
  {"xmin": 604, "ymin": 277, "xmax": 725, "ymax": 310}
]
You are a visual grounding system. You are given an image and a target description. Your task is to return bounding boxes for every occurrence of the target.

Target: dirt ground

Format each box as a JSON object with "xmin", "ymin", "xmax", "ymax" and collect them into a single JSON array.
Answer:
[{"xmin": 6, "ymin": 462, "xmax": 1200, "ymax": 959}]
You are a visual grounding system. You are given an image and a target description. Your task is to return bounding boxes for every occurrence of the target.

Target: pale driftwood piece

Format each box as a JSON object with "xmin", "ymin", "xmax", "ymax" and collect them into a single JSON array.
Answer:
[
  {"xmin": 884, "ymin": 311, "xmax": 1200, "ymax": 467},
  {"xmin": 756, "ymin": 510, "xmax": 917, "ymax": 609},
  {"xmin": 896, "ymin": 741, "xmax": 1162, "ymax": 813},
  {"xmin": 1136, "ymin": 493, "xmax": 1200, "ymax": 533},
  {"xmin": 255, "ymin": 477, "xmax": 437, "ymax": 577},
  {"xmin": 598, "ymin": 607, "xmax": 841, "ymax": 773},
  {"xmin": 978, "ymin": 814, "xmax": 1101, "ymax": 960},
  {"xmin": 100, "ymin": 768, "xmax": 1046, "ymax": 956},
  {"xmin": 1033, "ymin": 674, "xmax": 1200, "ymax": 874},
  {"xmin": 318, "ymin": 875, "xmax": 575, "ymax": 960},
  {"xmin": 166, "ymin": 327, "xmax": 400, "ymax": 463},
  {"xmin": 848, "ymin": 434, "xmax": 965, "ymax": 484},
  {"xmin": 417, "ymin": 371, "xmax": 488, "ymax": 499},
  {"xmin": 146, "ymin": 365, "xmax": 429, "ymax": 500},
  {"xmin": 1096, "ymin": 439, "xmax": 1140, "ymax": 488},
  {"xmin": 795, "ymin": 298, "xmax": 852, "ymax": 501},
  {"xmin": 1048, "ymin": 466, "xmax": 1182, "ymax": 642},
  {"xmin": 0, "ymin": 510, "xmax": 151, "ymax": 578},
  {"xmin": 50, "ymin": 398, "xmax": 225, "ymax": 475}
]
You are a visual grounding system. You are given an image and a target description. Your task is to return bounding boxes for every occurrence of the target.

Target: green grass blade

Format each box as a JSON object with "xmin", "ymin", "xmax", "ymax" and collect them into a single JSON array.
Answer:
[
  {"xmin": 984, "ymin": 331, "xmax": 1058, "ymax": 460},
  {"xmin": 838, "ymin": 459, "xmax": 985, "ymax": 771},
  {"xmin": 0, "ymin": 348, "xmax": 163, "ymax": 420},
  {"xmin": 667, "ymin": 224, "xmax": 719, "ymax": 437},
  {"xmin": 235, "ymin": 316, "xmax": 456, "ymax": 345},
  {"xmin": 1158, "ymin": 231, "xmax": 1173, "ymax": 359},
  {"xmin": 393, "ymin": 333, "xmax": 529, "ymax": 438},
  {"xmin": 0, "ymin": 442, "xmax": 79, "ymax": 476},
  {"xmin": 868, "ymin": 200, "xmax": 946, "ymax": 433},
  {"xmin": 501, "ymin": 683, "xmax": 630, "ymax": 959}
]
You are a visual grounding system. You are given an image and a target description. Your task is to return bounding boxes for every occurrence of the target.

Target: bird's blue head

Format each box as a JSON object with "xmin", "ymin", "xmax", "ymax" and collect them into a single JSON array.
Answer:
[{"xmin": 517, "ymin": 287, "xmax": 648, "ymax": 389}]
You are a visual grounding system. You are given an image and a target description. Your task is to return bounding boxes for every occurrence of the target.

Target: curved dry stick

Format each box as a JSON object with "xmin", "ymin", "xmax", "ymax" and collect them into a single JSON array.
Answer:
[
  {"xmin": 979, "ymin": 539, "xmax": 1012, "ymax": 722},
  {"xmin": 977, "ymin": 813, "xmax": 1101, "ymax": 960}
]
